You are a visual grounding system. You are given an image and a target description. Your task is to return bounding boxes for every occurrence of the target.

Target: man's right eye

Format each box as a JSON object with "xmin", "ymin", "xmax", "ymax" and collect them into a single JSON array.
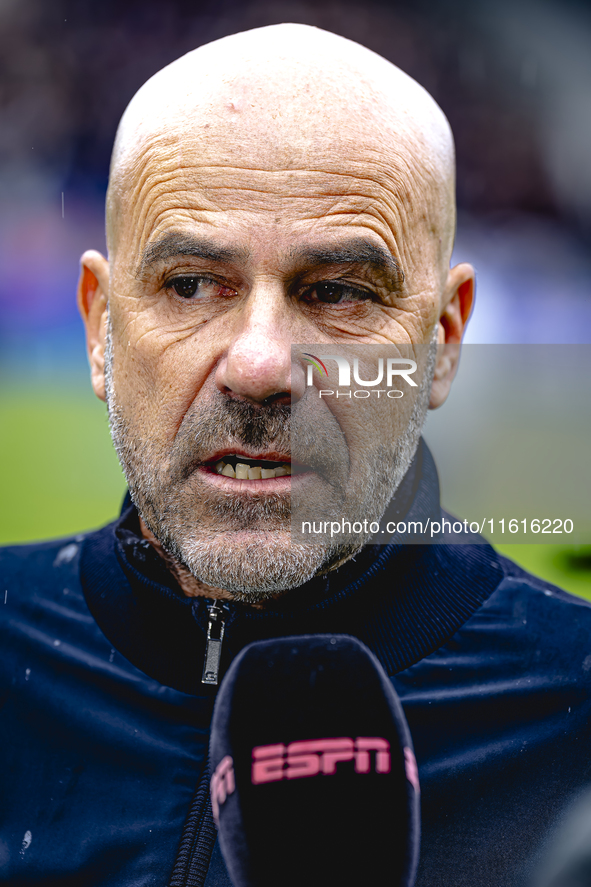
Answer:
[{"xmin": 165, "ymin": 276, "xmax": 234, "ymax": 300}]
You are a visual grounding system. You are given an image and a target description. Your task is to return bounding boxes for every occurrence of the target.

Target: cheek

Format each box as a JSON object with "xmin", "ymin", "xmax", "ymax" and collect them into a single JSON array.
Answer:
[
  {"xmin": 314, "ymin": 342, "xmax": 434, "ymax": 469},
  {"xmin": 362, "ymin": 300, "xmax": 439, "ymax": 347},
  {"xmin": 336, "ymin": 393, "xmax": 418, "ymax": 460},
  {"xmin": 109, "ymin": 308, "xmax": 222, "ymax": 441}
]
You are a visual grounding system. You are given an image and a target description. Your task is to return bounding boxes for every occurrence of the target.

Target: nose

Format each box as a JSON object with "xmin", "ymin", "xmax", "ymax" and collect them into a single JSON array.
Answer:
[{"xmin": 214, "ymin": 282, "xmax": 306, "ymax": 405}]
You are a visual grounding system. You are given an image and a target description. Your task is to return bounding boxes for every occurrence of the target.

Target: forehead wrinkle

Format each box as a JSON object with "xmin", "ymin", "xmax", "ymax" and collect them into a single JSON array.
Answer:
[
  {"xmin": 108, "ymin": 136, "xmax": 182, "ymax": 257},
  {"xmin": 140, "ymin": 165, "xmax": 421, "ymax": 219},
  {"xmin": 119, "ymin": 170, "xmax": 412, "ymax": 264},
  {"xmin": 116, "ymin": 148, "xmax": 438, "ymax": 232}
]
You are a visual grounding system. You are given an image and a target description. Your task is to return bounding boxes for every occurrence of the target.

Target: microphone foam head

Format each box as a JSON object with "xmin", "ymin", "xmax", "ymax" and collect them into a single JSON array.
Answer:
[{"xmin": 210, "ymin": 634, "xmax": 420, "ymax": 887}]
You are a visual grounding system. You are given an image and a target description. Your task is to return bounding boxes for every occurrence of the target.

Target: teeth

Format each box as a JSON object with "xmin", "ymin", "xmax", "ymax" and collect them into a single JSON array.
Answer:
[{"xmin": 214, "ymin": 458, "xmax": 292, "ymax": 478}]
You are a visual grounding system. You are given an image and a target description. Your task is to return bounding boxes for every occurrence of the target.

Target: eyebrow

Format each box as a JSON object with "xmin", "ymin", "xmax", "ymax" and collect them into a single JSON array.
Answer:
[
  {"xmin": 291, "ymin": 239, "xmax": 405, "ymax": 289},
  {"xmin": 137, "ymin": 233, "xmax": 404, "ymax": 290},
  {"xmin": 137, "ymin": 234, "xmax": 249, "ymax": 276}
]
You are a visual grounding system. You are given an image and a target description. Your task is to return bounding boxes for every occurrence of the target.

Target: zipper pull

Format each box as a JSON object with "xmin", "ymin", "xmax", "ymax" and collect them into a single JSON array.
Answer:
[{"xmin": 202, "ymin": 600, "xmax": 228, "ymax": 686}]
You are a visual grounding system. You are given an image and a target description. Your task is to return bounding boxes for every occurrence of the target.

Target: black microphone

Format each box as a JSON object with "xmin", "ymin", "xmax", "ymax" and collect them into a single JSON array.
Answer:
[{"xmin": 209, "ymin": 634, "xmax": 420, "ymax": 887}]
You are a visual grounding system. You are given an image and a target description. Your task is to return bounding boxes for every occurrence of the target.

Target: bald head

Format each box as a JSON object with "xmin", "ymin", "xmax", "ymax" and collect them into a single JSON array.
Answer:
[{"xmin": 106, "ymin": 23, "xmax": 455, "ymax": 271}]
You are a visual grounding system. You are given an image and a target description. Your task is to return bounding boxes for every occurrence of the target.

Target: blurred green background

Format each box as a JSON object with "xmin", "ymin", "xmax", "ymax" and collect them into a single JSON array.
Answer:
[
  {"xmin": 1, "ymin": 385, "xmax": 589, "ymax": 601},
  {"xmin": 0, "ymin": 387, "xmax": 126, "ymax": 544}
]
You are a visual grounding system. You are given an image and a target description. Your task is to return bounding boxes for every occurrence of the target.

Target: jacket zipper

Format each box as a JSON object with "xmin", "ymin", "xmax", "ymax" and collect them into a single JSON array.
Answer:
[
  {"xmin": 201, "ymin": 600, "xmax": 228, "ymax": 686},
  {"xmin": 169, "ymin": 601, "xmax": 232, "ymax": 885},
  {"xmin": 168, "ymin": 753, "xmax": 217, "ymax": 887}
]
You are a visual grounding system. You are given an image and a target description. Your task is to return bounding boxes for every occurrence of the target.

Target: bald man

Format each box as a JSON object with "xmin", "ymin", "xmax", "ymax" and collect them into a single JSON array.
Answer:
[
  {"xmin": 78, "ymin": 22, "xmax": 471, "ymax": 602},
  {"xmin": 2, "ymin": 23, "xmax": 591, "ymax": 887}
]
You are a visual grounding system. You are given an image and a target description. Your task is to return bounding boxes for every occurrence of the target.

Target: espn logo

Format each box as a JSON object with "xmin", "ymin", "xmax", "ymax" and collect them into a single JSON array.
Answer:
[
  {"xmin": 211, "ymin": 755, "xmax": 235, "ymax": 824},
  {"xmin": 252, "ymin": 736, "xmax": 391, "ymax": 785}
]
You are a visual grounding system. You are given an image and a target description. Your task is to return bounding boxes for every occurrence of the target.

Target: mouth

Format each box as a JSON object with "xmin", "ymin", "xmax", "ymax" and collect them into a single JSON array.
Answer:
[{"xmin": 205, "ymin": 453, "xmax": 293, "ymax": 480}]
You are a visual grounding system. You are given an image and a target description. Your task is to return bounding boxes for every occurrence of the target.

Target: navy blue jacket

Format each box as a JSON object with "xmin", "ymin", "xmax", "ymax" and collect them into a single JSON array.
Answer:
[{"xmin": 2, "ymin": 442, "xmax": 591, "ymax": 886}]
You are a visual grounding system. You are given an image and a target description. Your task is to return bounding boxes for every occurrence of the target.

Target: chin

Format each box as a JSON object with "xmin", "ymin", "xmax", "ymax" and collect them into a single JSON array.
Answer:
[{"xmin": 174, "ymin": 532, "xmax": 339, "ymax": 602}]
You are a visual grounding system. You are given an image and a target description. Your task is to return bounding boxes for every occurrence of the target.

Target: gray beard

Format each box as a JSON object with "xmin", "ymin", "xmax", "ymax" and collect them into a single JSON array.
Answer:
[{"xmin": 104, "ymin": 321, "xmax": 436, "ymax": 603}]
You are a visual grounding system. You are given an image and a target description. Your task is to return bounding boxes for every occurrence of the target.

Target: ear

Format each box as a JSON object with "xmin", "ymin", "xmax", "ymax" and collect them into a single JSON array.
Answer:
[
  {"xmin": 429, "ymin": 262, "xmax": 475, "ymax": 409},
  {"xmin": 77, "ymin": 250, "xmax": 110, "ymax": 402}
]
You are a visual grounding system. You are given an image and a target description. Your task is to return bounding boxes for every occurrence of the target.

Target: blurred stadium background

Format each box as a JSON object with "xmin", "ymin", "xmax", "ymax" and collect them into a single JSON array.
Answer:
[{"xmin": 0, "ymin": 0, "xmax": 589, "ymax": 597}]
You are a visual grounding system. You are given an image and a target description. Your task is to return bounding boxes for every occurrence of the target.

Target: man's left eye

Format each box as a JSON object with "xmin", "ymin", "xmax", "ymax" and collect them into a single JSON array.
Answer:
[
  {"xmin": 165, "ymin": 276, "xmax": 232, "ymax": 299},
  {"xmin": 303, "ymin": 282, "xmax": 372, "ymax": 304}
]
